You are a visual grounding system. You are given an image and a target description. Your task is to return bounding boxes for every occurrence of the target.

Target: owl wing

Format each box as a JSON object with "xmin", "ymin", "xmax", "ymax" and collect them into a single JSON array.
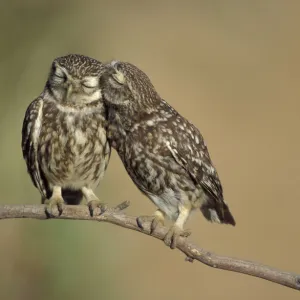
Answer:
[
  {"xmin": 164, "ymin": 113, "xmax": 235, "ymax": 225},
  {"xmin": 103, "ymin": 138, "xmax": 112, "ymax": 172},
  {"xmin": 22, "ymin": 97, "xmax": 48, "ymax": 198},
  {"xmin": 165, "ymin": 116, "xmax": 224, "ymax": 202}
]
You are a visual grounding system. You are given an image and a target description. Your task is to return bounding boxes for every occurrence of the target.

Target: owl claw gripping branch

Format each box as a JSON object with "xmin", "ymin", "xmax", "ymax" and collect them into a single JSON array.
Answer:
[
  {"xmin": 100, "ymin": 61, "xmax": 235, "ymax": 249},
  {"xmin": 22, "ymin": 54, "xmax": 111, "ymax": 217}
]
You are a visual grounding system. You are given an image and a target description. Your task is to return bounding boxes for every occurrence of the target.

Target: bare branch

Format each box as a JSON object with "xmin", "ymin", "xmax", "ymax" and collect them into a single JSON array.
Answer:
[{"xmin": 0, "ymin": 203, "xmax": 299, "ymax": 291}]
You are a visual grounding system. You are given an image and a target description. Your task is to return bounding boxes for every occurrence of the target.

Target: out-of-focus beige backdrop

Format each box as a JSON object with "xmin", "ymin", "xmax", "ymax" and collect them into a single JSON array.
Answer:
[{"xmin": 0, "ymin": 1, "xmax": 299, "ymax": 299}]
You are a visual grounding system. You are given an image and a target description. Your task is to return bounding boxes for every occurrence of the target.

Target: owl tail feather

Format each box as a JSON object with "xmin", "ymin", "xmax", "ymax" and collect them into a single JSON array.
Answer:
[
  {"xmin": 200, "ymin": 201, "xmax": 236, "ymax": 226},
  {"xmin": 62, "ymin": 189, "xmax": 83, "ymax": 205}
]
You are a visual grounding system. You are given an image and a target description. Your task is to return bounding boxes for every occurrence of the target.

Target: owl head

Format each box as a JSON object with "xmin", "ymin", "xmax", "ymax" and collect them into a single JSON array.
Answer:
[
  {"xmin": 47, "ymin": 54, "xmax": 104, "ymax": 106},
  {"xmin": 100, "ymin": 61, "xmax": 160, "ymax": 114}
]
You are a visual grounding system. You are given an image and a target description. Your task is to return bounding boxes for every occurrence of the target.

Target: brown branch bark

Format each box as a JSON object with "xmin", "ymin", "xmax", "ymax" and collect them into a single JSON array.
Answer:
[{"xmin": 0, "ymin": 202, "xmax": 299, "ymax": 291}]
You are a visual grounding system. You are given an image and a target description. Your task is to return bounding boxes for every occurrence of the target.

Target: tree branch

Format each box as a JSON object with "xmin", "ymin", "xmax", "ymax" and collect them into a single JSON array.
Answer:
[{"xmin": 0, "ymin": 202, "xmax": 299, "ymax": 291}]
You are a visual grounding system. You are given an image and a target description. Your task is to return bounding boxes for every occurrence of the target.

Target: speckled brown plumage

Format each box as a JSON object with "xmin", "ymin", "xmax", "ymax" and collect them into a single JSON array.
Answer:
[
  {"xmin": 100, "ymin": 61, "xmax": 235, "ymax": 248},
  {"xmin": 22, "ymin": 54, "xmax": 110, "ymax": 216}
]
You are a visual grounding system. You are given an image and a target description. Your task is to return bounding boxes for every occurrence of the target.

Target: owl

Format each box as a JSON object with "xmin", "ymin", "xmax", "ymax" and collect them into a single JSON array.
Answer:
[
  {"xmin": 22, "ymin": 54, "xmax": 110, "ymax": 216},
  {"xmin": 100, "ymin": 61, "xmax": 235, "ymax": 249}
]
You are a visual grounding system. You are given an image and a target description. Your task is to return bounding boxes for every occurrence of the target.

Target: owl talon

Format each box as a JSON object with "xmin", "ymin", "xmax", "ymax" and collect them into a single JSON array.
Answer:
[
  {"xmin": 150, "ymin": 217, "xmax": 164, "ymax": 234},
  {"xmin": 57, "ymin": 202, "xmax": 64, "ymax": 215},
  {"xmin": 136, "ymin": 215, "xmax": 151, "ymax": 231},
  {"xmin": 45, "ymin": 197, "xmax": 65, "ymax": 217},
  {"xmin": 136, "ymin": 215, "xmax": 164, "ymax": 234},
  {"xmin": 87, "ymin": 200, "xmax": 107, "ymax": 217},
  {"xmin": 164, "ymin": 226, "xmax": 191, "ymax": 249}
]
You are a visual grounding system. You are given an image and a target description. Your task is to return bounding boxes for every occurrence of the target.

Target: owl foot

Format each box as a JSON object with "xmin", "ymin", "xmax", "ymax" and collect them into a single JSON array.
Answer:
[
  {"xmin": 87, "ymin": 200, "xmax": 107, "ymax": 217},
  {"xmin": 164, "ymin": 225, "xmax": 192, "ymax": 249},
  {"xmin": 137, "ymin": 215, "xmax": 164, "ymax": 235},
  {"xmin": 82, "ymin": 187, "xmax": 107, "ymax": 216},
  {"xmin": 45, "ymin": 196, "xmax": 64, "ymax": 217}
]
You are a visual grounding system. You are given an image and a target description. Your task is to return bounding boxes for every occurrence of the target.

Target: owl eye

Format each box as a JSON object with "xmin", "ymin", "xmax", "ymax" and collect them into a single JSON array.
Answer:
[
  {"xmin": 53, "ymin": 73, "xmax": 67, "ymax": 84},
  {"xmin": 111, "ymin": 70, "xmax": 125, "ymax": 85},
  {"xmin": 52, "ymin": 66, "xmax": 67, "ymax": 81},
  {"xmin": 82, "ymin": 83, "xmax": 96, "ymax": 89},
  {"xmin": 82, "ymin": 77, "xmax": 98, "ymax": 89}
]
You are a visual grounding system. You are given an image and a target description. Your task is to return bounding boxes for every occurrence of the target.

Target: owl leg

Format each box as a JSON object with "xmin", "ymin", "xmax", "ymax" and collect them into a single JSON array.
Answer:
[
  {"xmin": 137, "ymin": 209, "xmax": 165, "ymax": 234},
  {"xmin": 164, "ymin": 205, "xmax": 192, "ymax": 249},
  {"xmin": 82, "ymin": 187, "xmax": 107, "ymax": 217},
  {"xmin": 45, "ymin": 186, "xmax": 64, "ymax": 216}
]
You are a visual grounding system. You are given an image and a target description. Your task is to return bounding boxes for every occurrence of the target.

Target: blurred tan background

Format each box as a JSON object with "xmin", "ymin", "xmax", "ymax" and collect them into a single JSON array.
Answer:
[{"xmin": 0, "ymin": 0, "xmax": 299, "ymax": 299}]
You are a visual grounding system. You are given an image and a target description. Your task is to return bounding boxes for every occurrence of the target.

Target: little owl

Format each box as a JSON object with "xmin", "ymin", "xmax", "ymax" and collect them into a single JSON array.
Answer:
[
  {"xmin": 100, "ymin": 61, "xmax": 235, "ymax": 249},
  {"xmin": 22, "ymin": 54, "xmax": 110, "ymax": 216}
]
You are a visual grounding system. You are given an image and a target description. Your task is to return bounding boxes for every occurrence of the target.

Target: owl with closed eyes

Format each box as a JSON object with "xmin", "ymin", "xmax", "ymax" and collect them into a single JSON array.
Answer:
[
  {"xmin": 22, "ymin": 54, "xmax": 110, "ymax": 216},
  {"xmin": 100, "ymin": 61, "xmax": 235, "ymax": 249}
]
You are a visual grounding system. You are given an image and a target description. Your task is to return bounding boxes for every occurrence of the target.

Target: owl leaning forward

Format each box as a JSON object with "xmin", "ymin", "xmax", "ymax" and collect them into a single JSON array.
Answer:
[
  {"xmin": 100, "ymin": 61, "xmax": 235, "ymax": 249},
  {"xmin": 22, "ymin": 54, "xmax": 110, "ymax": 216}
]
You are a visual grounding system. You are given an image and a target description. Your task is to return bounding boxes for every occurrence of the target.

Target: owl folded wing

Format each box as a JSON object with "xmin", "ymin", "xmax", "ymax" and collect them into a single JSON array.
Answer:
[
  {"xmin": 165, "ymin": 121, "xmax": 224, "ymax": 203},
  {"xmin": 22, "ymin": 97, "xmax": 48, "ymax": 198}
]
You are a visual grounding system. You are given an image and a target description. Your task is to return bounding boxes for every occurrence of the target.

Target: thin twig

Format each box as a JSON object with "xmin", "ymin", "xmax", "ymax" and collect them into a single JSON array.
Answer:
[{"xmin": 0, "ymin": 202, "xmax": 299, "ymax": 291}]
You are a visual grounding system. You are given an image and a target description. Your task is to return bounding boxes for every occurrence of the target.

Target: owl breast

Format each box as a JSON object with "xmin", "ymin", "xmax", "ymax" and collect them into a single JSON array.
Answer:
[
  {"xmin": 38, "ymin": 100, "xmax": 109, "ymax": 190},
  {"xmin": 117, "ymin": 125, "xmax": 202, "ymax": 220}
]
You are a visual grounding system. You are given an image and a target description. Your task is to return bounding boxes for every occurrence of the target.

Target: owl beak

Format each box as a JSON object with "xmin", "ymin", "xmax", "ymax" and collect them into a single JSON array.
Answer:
[{"xmin": 66, "ymin": 84, "xmax": 73, "ymax": 100}]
